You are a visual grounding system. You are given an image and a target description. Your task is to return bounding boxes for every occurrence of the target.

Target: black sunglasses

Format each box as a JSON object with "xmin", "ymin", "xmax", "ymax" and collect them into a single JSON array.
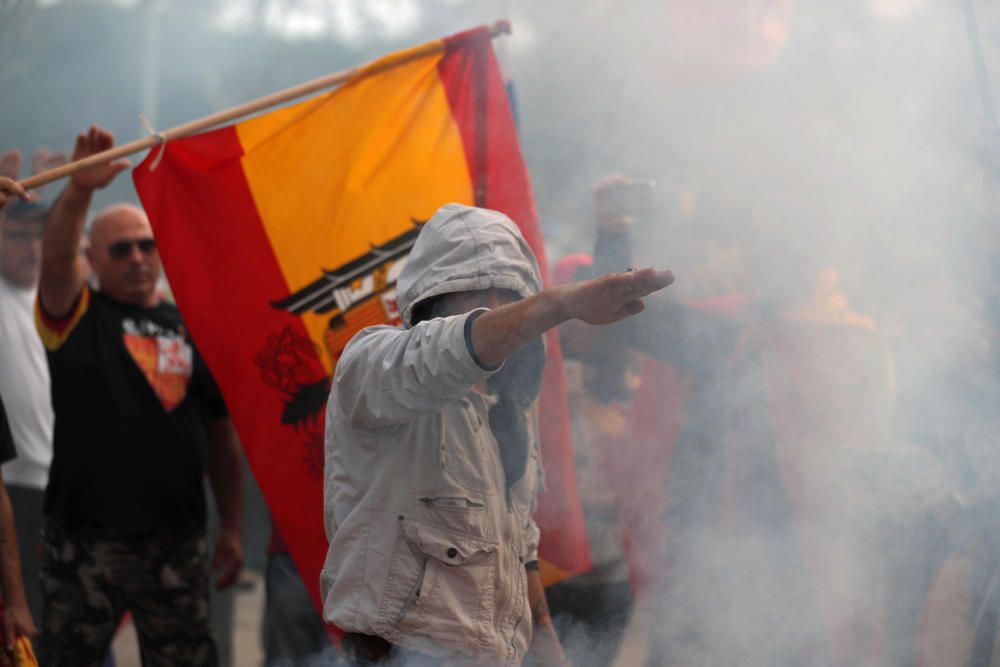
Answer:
[{"xmin": 108, "ymin": 238, "xmax": 157, "ymax": 260}]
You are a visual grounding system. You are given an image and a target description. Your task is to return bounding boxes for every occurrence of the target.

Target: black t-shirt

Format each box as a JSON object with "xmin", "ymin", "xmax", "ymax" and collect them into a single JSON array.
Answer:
[
  {"xmin": 0, "ymin": 396, "xmax": 18, "ymax": 466},
  {"xmin": 37, "ymin": 286, "xmax": 227, "ymax": 538}
]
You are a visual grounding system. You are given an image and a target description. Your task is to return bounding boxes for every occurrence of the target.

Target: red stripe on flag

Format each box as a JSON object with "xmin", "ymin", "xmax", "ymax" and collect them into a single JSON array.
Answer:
[
  {"xmin": 439, "ymin": 28, "xmax": 546, "ymax": 258},
  {"xmin": 134, "ymin": 129, "xmax": 331, "ymax": 611},
  {"xmin": 438, "ymin": 29, "xmax": 591, "ymax": 578}
]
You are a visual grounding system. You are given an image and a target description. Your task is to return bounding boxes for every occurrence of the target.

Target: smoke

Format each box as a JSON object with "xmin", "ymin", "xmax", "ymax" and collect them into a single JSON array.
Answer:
[
  {"xmin": 512, "ymin": 1, "xmax": 1000, "ymax": 665},
  {"xmin": 6, "ymin": 0, "xmax": 1000, "ymax": 664}
]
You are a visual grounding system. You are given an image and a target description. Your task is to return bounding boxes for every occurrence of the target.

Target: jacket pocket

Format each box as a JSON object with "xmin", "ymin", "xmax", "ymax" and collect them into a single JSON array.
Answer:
[
  {"xmin": 390, "ymin": 518, "xmax": 500, "ymax": 659},
  {"xmin": 414, "ymin": 495, "xmax": 495, "ymax": 541}
]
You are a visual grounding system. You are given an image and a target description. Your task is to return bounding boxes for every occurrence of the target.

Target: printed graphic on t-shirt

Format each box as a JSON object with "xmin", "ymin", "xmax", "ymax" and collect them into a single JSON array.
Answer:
[{"xmin": 122, "ymin": 317, "xmax": 193, "ymax": 410}]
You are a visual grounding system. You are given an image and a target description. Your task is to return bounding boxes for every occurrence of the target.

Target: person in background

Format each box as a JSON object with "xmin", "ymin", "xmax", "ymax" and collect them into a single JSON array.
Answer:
[
  {"xmin": 35, "ymin": 125, "xmax": 244, "ymax": 667},
  {"xmin": 0, "ymin": 398, "xmax": 35, "ymax": 656},
  {"xmin": 909, "ymin": 134, "xmax": 1000, "ymax": 667},
  {"xmin": 0, "ymin": 148, "xmax": 65, "ymax": 648},
  {"xmin": 262, "ymin": 524, "xmax": 332, "ymax": 667},
  {"xmin": 544, "ymin": 176, "xmax": 645, "ymax": 667},
  {"xmin": 0, "ymin": 159, "xmax": 39, "ymax": 651},
  {"xmin": 557, "ymin": 179, "xmax": 753, "ymax": 665}
]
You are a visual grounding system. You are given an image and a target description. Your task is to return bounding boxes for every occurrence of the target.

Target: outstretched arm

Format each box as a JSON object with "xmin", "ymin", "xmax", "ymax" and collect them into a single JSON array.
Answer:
[
  {"xmin": 40, "ymin": 126, "xmax": 129, "ymax": 317},
  {"xmin": 337, "ymin": 268, "xmax": 673, "ymax": 429},
  {"xmin": 471, "ymin": 267, "xmax": 675, "ymax": 369}
]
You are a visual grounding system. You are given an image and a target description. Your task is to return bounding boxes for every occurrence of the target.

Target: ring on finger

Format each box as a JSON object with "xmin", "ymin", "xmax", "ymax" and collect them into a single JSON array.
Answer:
[{"xmin": 624, "ymin": 265, "xmax": 636, "ymax": 294}]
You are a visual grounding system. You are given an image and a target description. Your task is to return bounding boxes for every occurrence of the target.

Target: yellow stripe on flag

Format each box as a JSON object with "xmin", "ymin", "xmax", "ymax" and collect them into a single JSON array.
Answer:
[{"xmin": 237, "ymin": 46, "xmax": 474, "ymax": 366}]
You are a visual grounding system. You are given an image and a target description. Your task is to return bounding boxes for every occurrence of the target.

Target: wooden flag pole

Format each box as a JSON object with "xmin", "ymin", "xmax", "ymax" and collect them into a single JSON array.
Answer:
[{"xmin": 19, "ymin": 20, "xmax": 511, "ymax": 190}]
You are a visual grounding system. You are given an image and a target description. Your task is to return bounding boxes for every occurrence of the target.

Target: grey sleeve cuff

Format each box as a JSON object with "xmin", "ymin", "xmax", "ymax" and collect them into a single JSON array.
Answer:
[{"xmin": 464, "ymin": 308, "xmax": 502, "ymax": 372}]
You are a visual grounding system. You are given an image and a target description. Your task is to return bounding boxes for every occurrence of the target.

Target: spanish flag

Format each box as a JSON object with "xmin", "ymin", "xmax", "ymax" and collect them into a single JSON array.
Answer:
[{"xmin": 133, "ymin": 25, "xmax": 589, "ymax": 610}]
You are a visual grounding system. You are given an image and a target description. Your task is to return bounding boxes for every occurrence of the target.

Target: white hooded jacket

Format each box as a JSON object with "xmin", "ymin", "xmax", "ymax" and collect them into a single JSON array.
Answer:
[{"xmin": 321, "ymin": 204, "xmax": 545, "ymax": 666}]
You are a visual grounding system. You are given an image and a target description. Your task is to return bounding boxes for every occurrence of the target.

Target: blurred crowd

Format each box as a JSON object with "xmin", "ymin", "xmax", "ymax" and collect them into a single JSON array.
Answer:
[
  {"xmin": 543, "ymin": 170, "xmax": 1000, "ymax": 667},
  {"xmin": 0, "ymin": 121, "xmax": 999, "ymax": 667}
]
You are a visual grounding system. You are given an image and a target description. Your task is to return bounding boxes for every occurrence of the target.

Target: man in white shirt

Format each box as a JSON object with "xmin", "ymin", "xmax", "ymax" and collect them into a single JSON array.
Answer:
[
  {"xmin": 0, "ymin": 151, "xmax": 41, "ymax": 649},
  {"xmin": 0, "ymin": 154, "xmax": 54, "ymax": 634}
]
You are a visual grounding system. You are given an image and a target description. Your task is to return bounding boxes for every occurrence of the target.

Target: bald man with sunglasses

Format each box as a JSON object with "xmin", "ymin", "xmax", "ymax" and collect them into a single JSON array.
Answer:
[{"xmin": 35, "ymin": 126, "xmax": 244, "ymax": 667}]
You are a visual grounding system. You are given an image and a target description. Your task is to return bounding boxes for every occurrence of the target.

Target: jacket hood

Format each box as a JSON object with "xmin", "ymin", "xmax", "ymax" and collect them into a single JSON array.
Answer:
[{"xmin": 397, "ymin": 204, "xmax": 543, "ymax": 327}]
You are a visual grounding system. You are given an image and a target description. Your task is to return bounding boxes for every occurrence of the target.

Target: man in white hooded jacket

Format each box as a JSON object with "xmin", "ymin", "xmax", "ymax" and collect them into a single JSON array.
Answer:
[{"xmin": 322, "ymin": 204, "xmax": 673, "ymax": 666}]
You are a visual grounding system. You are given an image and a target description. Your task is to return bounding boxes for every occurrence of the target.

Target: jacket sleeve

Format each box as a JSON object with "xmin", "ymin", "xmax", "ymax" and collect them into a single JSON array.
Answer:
[{"xmin": 334, "ymin": 311, "xmax": 500, "ymax": 429}]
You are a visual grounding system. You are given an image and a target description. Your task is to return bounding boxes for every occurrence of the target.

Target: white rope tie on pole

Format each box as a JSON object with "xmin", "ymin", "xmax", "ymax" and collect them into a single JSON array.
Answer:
[{"xmin": 138, "ymin": 114, "xmax": 168, "ymax": 171}]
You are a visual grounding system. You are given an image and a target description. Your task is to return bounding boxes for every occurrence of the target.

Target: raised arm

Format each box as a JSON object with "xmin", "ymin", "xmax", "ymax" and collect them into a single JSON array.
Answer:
[
  {"xmin": 584, "ymin": 174, "xmax": 636, "ymax": 279},
  {"xmin": 40, "ymin": 126, "xmax": 129, "ymax": 317}
]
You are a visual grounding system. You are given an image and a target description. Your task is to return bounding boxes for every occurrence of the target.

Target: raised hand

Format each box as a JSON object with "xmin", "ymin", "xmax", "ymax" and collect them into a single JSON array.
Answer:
[
  {"xmin": 592, "ymin": 173, "xmax": 630, "ymax": 229},
  {"xmin": 32, "ymin": 147, "xmax": 69, "ymax": 176},
  {"xmin": 557, "ymin": 267, "xmax": 675, "ymax": 325},
  {"xmin": 0, "ymin": 149, "xmax": 21, "ymax": 181},
  {"xmin": 591, "ymin": 173, "xmax": 655, "ymax": 230},
  {"xmin": 68, "ymin": 125, "xmax": 131, "ymax": 193}
]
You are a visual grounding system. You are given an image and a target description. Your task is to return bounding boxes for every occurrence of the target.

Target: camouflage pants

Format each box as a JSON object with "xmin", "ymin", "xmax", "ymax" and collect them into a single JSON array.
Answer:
[{"xmin": 38, "ymin": 524, "xmax": 218, "ymax": 667}]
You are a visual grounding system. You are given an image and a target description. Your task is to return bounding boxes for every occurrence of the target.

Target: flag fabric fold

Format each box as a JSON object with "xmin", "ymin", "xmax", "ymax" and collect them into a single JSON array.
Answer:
[{"xmin": 133, "ymin": 25, "xmax": 589, "ymax": 613}]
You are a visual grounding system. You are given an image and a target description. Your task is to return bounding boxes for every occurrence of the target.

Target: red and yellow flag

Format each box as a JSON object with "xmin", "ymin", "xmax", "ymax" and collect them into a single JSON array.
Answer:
[{"xmin": 133, "ymin": 25, "xmax": 589, "ymax": 611}]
